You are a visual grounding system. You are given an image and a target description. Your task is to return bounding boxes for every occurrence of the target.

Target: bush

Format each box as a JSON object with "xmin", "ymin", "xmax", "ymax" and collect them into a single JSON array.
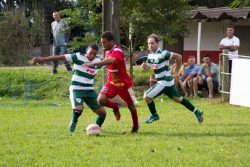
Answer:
[
  {"xmin": 0, "ymin": 66, "xmax": 152, "ymax": 99},
  {"xmin": 0, "ymin": 9, "xmax": 44, "ymax": 66}
]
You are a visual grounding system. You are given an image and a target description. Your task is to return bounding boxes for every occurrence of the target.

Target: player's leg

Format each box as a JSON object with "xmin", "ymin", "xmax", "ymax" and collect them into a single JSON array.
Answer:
[
  {"xmin": 128, "ymin": 87, "xmax": 139, "ymax": 104},
  {"xmin": 98, "ymin": 83, "xmax": 120, "ymax": 120},
  {"xmin": 118, "ymin": 88, "xmax": 139, "ymax": 133},
  {"xmin": 69, "ymin": 90, "xmax": 84, "ymax": 132},
  {"xmin": 143, "ymin": 83, "xmax": 165, "ymax": 123},
  {"xmin": 84, "ymin": 90, "xmax": 106, "ymax": 127},
  {"xmin": 166, "ymin": 85, "xmax": 203, "ymax": 123}
]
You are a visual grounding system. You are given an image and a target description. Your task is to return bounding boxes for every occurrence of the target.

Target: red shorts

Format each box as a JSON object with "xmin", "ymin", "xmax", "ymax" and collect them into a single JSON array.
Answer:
[{"xmin": 100, "ymin": 82, "xmax": 133, "ymax": 105}]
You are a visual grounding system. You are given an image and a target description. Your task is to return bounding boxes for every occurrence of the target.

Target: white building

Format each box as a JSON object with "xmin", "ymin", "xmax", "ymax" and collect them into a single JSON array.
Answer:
[{"xmin": 165, "ymin": 7, "xmax": 250, "ymax": 64}]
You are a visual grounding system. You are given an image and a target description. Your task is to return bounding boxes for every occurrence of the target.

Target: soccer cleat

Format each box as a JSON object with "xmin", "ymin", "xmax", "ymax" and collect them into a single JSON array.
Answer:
[
  {"xmin": 69, "ymin": 120, "xmax": 77, "ymax": 132},
  {"xmin": 113, "ymin": 103, "xmax": 121, "ymax": 121},
  {"xmin": 194, "ymin": 110, "xmax": 204, "ymax": 123},
  {"xmin": 131, "ymin": 125, "xmax": 139, "ymax": 133},
  {"xmin": 144, "ymin": 114, "xmax": 160, "ymax": 124}
]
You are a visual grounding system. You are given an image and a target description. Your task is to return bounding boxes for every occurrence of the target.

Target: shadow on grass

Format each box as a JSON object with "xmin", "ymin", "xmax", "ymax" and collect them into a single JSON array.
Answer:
[
  {"xmin": 101, "ymin": 129, "xmax": 250, "ymax": 138},
  {"xmin": 136, "ymin": 130, "xmax": 250, "ymax": 138}
]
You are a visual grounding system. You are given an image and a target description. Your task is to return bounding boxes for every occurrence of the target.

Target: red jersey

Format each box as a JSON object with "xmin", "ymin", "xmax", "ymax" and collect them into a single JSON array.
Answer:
[{"xmin": 105, "ymin": 45, "xmax": 132, "ymax": 88}]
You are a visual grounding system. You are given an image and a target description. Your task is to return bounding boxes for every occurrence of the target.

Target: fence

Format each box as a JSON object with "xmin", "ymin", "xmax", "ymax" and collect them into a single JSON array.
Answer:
[{"xmin": 219, "ymin": 50, "xmax": 250, "ymax": 105}]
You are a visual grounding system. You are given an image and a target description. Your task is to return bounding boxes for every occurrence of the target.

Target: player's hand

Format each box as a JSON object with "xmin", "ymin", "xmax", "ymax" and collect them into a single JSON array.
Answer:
[{"xmin": 32, "ymin": 57, "xmax": 43, "ymax": 64}]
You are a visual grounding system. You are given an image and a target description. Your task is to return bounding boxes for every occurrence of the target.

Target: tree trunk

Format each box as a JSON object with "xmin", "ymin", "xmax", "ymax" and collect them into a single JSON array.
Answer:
[
  {"xmin": 6, "ymin": 0, "xmax": 14, "ymax": 11},
  {"xmin": 41, "ymin": 1, "xmax": 51, "ymax": 57}
]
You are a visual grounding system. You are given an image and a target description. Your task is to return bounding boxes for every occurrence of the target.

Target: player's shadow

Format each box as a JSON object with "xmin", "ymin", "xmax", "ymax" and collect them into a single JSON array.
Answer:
[{"xmin": 139, "ymin": 131, "xmax": 250, "ymax": 138}]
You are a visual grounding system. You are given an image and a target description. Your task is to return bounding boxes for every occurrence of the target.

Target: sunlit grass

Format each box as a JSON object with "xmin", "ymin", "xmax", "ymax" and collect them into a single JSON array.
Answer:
[{"xmin": 0, "ymin": 97, "xmax": 250, "ymax": 166}]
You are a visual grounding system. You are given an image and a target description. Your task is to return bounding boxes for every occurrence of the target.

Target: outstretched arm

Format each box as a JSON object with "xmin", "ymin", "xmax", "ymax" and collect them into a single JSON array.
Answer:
[
  {"xmin": 83, "ymin": 57, "xmax": 116, "ymax": 67},
  {"xmin": 32, "ymin": 55, "xmax": 66, "ymax": 63}
]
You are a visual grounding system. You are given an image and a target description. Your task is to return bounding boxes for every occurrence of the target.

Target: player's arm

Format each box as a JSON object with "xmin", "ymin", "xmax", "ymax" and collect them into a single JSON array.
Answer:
[
  {"xmin": 32, "ymin": 55, "xmax": 66, "ymax": 63},
  {"xmin": 83, "ymin": 57, "xmax": 116, "ymax": 67},
  {"xmin": 171, "ymin": 53, "xmax": 182, "ymax": 77}
]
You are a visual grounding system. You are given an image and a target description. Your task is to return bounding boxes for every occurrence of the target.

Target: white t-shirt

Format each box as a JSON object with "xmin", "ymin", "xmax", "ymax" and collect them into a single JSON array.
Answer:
[{"xmin": 219, "ymin": 36, "xmax": 240, "ymax": 59}]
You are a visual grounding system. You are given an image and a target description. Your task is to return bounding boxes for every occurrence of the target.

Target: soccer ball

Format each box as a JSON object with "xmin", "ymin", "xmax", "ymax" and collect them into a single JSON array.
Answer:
[{"xmin": 86, "ymin": 123, "xmax": 101, "ymax": 136}]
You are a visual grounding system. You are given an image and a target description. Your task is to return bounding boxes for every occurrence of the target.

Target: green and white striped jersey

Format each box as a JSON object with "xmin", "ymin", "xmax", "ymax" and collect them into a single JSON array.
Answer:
[
  {"xmin": 65, "ymin": 52, "xmax": 101, "ymax": 90},
  {"xmin": 147, "ymin": 48, "xmax": 174, "ymax": 87}
]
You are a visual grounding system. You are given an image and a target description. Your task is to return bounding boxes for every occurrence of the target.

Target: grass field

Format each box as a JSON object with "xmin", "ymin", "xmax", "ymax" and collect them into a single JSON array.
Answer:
[{"xmin": 0, "ymin": 97, "xmax": 250, "ymax": 167}]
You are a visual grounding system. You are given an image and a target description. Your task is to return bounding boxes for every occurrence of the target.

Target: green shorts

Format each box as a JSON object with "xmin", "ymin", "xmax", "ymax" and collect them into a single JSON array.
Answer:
[
  {"xmin": 144, "ymin": 83, "xmax": 181, "ymax": 99},
  {"xmin": 69, "ymin": 89, "xmax": 101, "ymax": 111}
]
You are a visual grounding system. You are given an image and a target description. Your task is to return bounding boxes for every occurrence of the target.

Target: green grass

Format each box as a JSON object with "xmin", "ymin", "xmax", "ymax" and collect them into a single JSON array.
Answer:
[{"xmin": 0, "ymin": 97, "xmax": 250, "ymax": 167}]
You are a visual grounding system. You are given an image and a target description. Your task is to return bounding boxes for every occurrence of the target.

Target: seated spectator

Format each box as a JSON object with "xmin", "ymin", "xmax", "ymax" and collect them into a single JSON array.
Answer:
[
  {"xmin": 193, "ymin": 54, "xmax": 219, "ymax": 98},
  {"xmin": 179, "ymin": 56, "xmax": 200, "ymax": 97}
]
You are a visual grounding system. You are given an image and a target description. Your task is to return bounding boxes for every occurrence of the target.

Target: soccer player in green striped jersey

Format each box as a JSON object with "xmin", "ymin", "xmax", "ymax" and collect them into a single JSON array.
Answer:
[
  {"xmin": 141, "ymin": 34, "xmax": 203, "ymax": 124},
  {"xmin": 32, "ymin": 44, "xmax": 107, "ymax": 133}
]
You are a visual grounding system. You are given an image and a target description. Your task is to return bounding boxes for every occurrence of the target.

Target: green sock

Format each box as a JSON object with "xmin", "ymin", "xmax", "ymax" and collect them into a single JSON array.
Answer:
[
  {"xmin": 96, "ymin": 116, "xmax": 106, "ymax": 127},
  {"xmin": 147, "ymin": 101, "xmax": 157, "ymax": 115},
  {"xmin": 181, "ymin": 98, "xmax": 195, "ymax": 112},
  {"xmin": 72, "ymin": 109, "xmax": 82, "ymax": 122}
]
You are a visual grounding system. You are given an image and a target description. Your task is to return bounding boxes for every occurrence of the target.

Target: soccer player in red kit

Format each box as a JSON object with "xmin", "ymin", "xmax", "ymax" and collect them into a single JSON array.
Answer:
[{"xmin": 83, "ymin": 31, "xmax": 139, "ymax": 133}]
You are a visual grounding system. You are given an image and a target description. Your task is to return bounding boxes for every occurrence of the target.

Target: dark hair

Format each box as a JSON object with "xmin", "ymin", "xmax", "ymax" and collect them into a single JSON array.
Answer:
[
  {"xmin": 148, "ymin": 33, "xmax": 159, "ymax": 43},
  {"xmin": 202, "ymin": 54, "xmax": 211, "ymax": 59},
  {"xmin": 101, "ymin": 31, "xmax": 114, "ymax": 41},
  {"xmin": 88, "ymin": 44, "xmax": 99, "ymax": 51},
  {"xmin": 188, "ymin": 55, "xmax": 196, "ymax": 59},
  {"xmin": 227, "ymin": 24, "xmax": 234, "ymax": 29}
]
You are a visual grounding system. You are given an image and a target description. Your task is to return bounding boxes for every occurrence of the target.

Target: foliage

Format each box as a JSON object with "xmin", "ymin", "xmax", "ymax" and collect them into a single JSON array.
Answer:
[
  {"xmin": 0, "ymin": 67, "xmax": 71, "ymax": 99},
  {"xmin": 120, "ymin": 0, "xmax": 191, "ymax": 51},
  {"xmin": 0, "ymin": 66, "xmax": 153, "ymax": 99},
  {"xmin": 0, "ymin": 9, "xmax": 44, "ymax": 66},
  {"xmin": 61, "ymin": 0, "xmax": 102, "ymax": 52},
  {"xmin": 188, "ymin": 0, "xmax": 234, "ymax": 8},
  {"xmin": 0, "ymin": 97, "xmax": 250, "ymax": 166},
  {"xmin": 230, "ymin": 0, "xmax": 250, "ymax": 7}
]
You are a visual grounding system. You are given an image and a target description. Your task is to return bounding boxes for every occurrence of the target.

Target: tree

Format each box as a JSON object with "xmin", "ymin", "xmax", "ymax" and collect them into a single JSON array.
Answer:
[
  {"xmin": 0, "ymin": 9, "xmax": 44, "ymax": 65},
  {"xmin": 120, "ymin": 0, "xmax": 190, "ymax": 52},
  {"xmin": 188, "ymin": 0, "xmax": 234, "ymax": 8},
  {"xmin": 0, "ymin": 0, "xmax": 73, "ymax": 65},
  {"xmin": 230, "ymin": 0, "xmax": 250, "ymax": 7},
  {"xmin": 60, "ymin": 0, "xmax": 102, "ymax": 52}
]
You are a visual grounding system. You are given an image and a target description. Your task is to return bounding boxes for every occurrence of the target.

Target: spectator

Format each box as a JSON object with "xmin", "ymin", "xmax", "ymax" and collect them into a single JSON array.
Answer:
[
  {"xmin": 179, "ymin": 55, "xmax": 200, "ymax": 97},
  {"xmin": 193, "ymin": 55, "xmax": 219, "ymax": 98},
  {"xmin": 219, "ymin": 25, "xmax": 240, "ymax": 73},
  {"xmin": 51, "ymin": 11, "xmax": 72, "ymax": 74}
]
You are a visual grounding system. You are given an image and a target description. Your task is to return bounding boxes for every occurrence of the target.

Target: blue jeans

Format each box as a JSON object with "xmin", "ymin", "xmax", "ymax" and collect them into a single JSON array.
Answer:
[{"xmin": 53, "ymin": 45, "xmax": 71, "ymax": 71}]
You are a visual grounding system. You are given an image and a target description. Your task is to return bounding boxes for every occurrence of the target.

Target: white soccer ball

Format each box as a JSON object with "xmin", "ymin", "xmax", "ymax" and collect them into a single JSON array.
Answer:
[{"xmin": 86, "ymin": 123, "xmax": 101, "ymax": 136}]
